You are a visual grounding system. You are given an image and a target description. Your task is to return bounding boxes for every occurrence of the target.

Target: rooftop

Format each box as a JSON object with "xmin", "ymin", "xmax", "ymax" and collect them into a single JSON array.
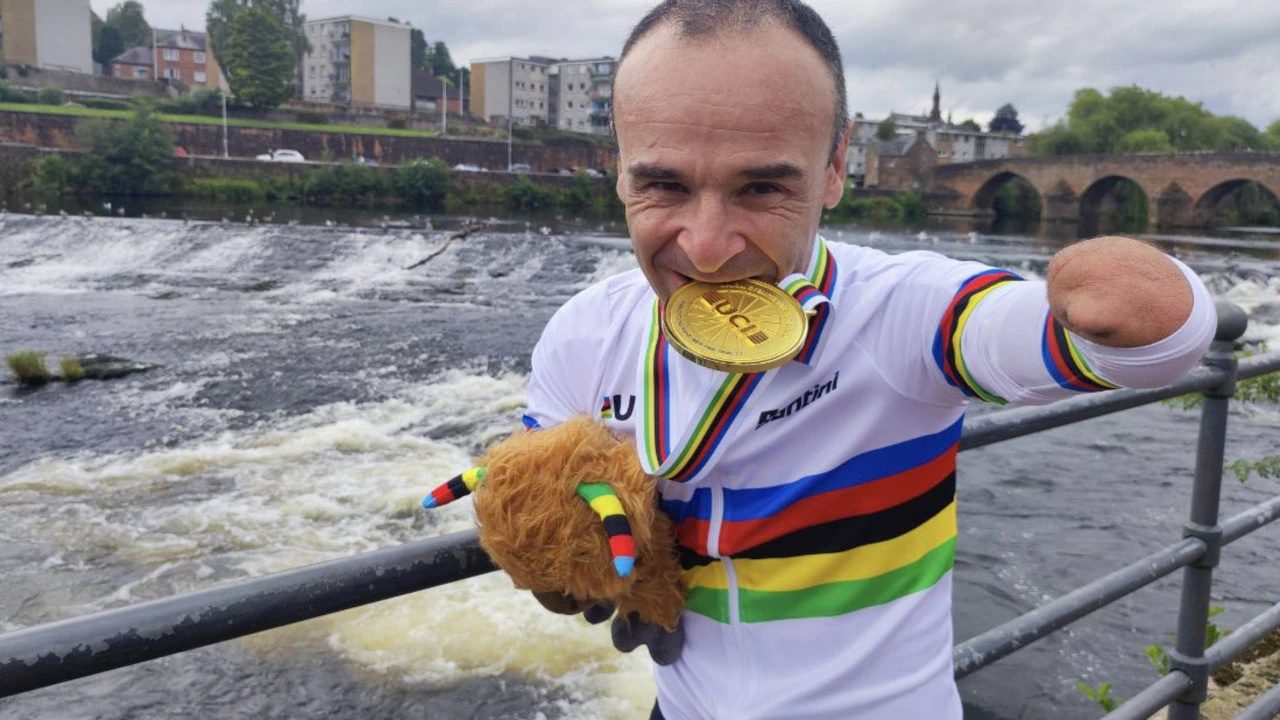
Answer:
[
  {"xmin": 154, "ymin": 28, "xmax": 207, "ymax": 51},
  {"xmin": 305, "ymin": 15, "xmax": 411, "ymax": 31},
  {"xmin": 112, "ymin": 46, "xmax": 153, "ymax": 66}
]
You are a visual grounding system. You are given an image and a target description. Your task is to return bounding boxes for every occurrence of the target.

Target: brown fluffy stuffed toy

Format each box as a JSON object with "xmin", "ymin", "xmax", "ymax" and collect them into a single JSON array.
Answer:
[{"xmin": 422, "ymin": 416, "xmax": 685, "ymax": 631}]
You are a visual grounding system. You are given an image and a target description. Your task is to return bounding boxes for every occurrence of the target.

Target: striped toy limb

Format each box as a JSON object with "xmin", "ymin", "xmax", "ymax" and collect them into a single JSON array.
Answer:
[
  {"xmin": 422, "ymin": 467, "xmax": 487, "ymax": 509},
  {"xmin": 576, "ymin": 482, "xmax": 638, "ymax": 578}
]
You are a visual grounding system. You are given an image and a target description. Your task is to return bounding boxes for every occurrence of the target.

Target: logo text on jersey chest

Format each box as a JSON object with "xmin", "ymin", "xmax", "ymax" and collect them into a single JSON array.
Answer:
[{"xmin": 756, "ymin": 372, "xmax": 839, "ymax": 428}]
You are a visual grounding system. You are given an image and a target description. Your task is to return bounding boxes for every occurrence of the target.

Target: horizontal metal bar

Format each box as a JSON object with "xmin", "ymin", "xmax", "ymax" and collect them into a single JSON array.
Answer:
[
  {"xmin": 0, "ymin": 530, "xmax": 496, "ymax": 699},
  {"xmin": 1238, "ymin": 352, "xmax": 1280, "ymax": 382},
  {"xmin": 1205, "ymin": 600, "xmax": 1280, "ymax": 671},
  {"xmin": 960, "ymin": 367, "xmax": 1227, "ymax": 450},
  {"xmin": 1223, "ymin": 495, "xmax": 1280, "ymax": 545},
  {"xmin": 953, "ymin": 537, "xmax": 1206, "ymax": 678},
  {"xmin": 1232, "ymin": 679, "xmax": 1280, "ymax": 720},
  {"xmin": 1099, "ymin": 671, "xmax": 1193, "ymax": 720}
]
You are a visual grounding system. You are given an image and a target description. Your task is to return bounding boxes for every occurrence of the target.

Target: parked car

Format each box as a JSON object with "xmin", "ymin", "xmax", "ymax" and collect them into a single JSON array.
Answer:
[
  {"xmin": 453, "ymin": 163, "xmax": 484, "ymax": 172},
  {"xmin": 255, "ymin": 149, "xmax": 306, "ymax": 163},
  {"xmin": 508, "ymin": 163, "xmax": 533, "ymax": 174}
]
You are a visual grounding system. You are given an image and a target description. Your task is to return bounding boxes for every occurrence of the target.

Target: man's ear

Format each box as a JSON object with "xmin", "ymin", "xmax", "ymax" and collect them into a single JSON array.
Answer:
[{"xmin": 824, "ymin": 121, "xmax": 852, "ymax": 209}]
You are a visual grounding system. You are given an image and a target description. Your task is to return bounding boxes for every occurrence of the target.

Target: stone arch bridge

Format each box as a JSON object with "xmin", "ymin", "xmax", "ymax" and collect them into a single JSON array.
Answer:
[{"xmin": 930, "ymin": 153, "xmax": 1280, "ymax": 227}]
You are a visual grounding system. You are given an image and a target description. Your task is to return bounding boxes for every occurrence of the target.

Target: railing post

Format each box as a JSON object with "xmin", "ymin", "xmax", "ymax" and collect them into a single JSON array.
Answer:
[{"xmin": 1167, "ymin": 302, "xmax": 1247, "ymax": 720}]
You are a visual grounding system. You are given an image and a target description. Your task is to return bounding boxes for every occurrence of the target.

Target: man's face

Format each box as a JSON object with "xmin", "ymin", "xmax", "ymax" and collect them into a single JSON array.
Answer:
[{"xmin": 613, "ymin": 21, "xmax": 849, "ymax": 301}]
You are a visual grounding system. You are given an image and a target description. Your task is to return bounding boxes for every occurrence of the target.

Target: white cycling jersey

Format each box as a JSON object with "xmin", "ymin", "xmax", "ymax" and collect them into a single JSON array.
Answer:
[{"xmin": 525, "ymin": 236, "xmax": 1215, "ymax": 720}]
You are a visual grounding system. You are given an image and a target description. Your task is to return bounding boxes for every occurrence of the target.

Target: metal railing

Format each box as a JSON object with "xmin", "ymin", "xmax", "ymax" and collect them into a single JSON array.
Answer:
[{"xmin": 2, "ymin": 303, "xmax": 1280, "ymax": 718}]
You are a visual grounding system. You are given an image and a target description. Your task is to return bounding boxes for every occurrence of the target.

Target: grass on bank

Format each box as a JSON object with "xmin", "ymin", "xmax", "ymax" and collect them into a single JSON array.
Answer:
[
  {"xmin": 6, "ymin": 351, "xmax": 51, "ymax": 385},
  {"xmin": 59, "ymin": 357, "xmax": 85, "ymax": 383},
  {"xmin": 0, "ymin": 102, "xmax": 440, "ymax": 139}
]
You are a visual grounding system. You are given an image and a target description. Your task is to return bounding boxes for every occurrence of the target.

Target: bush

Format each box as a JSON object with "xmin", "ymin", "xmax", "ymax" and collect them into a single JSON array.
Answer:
[
  {"xmin": 6, "ymin": 351, "xmax": 51, "ymax": 385},
  {"xmin": 37, "ymin": 86, "xmax": 65, "ymax": 106},
  {"xmin": 79, "ymin": 97, "xmax": 134, "ymax": 111},
  {"xmin": 896, "ymin": 190, "xmax": 929, "ymax": 221},
  {"xmin": 0, "ymin": 80, "xmax": 34, "ymax": 103},
  {"xmin": 291, "ymin": 109, "xmax": 329, "ymax": 125},
  {"xmin": 394, "ymin": 159, "xmax": 450, "ymax": 210},
  {"xmin": 304, "ymin": 164, "xmax": 387, "ymax": 205},
  {"xmin": 76, "ymin": 106, "xmax": 177, "ymax": 195},
  {"xmin": 506, "ymin": 175, "xmax": 558, "ymax": 212},
  {"xmin": 190, "ymin": 177, "xmax": 266, "ymax": 202},
  {"xmin": 59, "ymin": 357, "xmax": 85, "ymax": 382},
  {"xmin": 29, "ymin": 154, "xmax": 75, "ymax": 196}
]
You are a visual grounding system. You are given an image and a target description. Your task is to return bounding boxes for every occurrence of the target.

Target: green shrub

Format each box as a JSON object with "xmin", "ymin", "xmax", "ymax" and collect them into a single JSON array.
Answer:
[
  {"xmin": 506, "ymin": 175, "xmax": 558, "ymax": 212},
  {"xmin": 263, "ymin": 177, "xmax": 301, "ymax": 201},
  {"xmin": 6, "ymin": 351, "xmax": 51, "ymax": 385},
  {"xmin": 291, "ymin": 109, "xmax": 329, "ymax": 125},
  {"xmin": 80, "ymin": 97, "xmax": 134, "ymax": 111},
  {"xmin": 394, "ymin": 159, "xmax": 450, "ymax": 210},
  {"xmin": 37, "ymin": 86, "xmax": 65, "ymax": 106},
  {"xmin": 896, "ymin": 190, "xmax": 929, "ymax": 221},
  {"xmin": 0, "ymin": 80, "xmax": 34, "ymax": 103},
  {"xmin": 190, "ymin": 177, "xmax": 266, "ymax": 202},
  {"xmin": 29, "ymin": 154, "xmax": 75, "ymax": 195},
  {"xmin": 59, "ymin": 357, "xmax": 84, "ymax": 382},
  {"xmin": 559, "ymin": 171, "xmax": 599, "ymax": 214},
  {"xmin": 304, "ymin": 164, "xmax": 387, "ymax": 205},
  {"xmin": 850, "ymin": 196, "xmax": 903, "ymax": 222},
  {"xmin": 76, "ymin": 106, "xmax": 176, "ymax": 195},
  {"xmin": 386, "ymin": 113, "xmax": 408, "ymax": 130}
]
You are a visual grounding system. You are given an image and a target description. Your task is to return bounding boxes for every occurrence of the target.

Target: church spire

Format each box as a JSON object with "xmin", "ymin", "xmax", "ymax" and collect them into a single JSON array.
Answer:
[{"xmin": 929, "ymin": 81, "xmax": 942, "ymax": 123}]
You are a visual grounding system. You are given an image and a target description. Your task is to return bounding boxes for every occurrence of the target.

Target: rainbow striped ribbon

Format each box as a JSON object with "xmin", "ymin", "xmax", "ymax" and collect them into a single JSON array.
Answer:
[{"xmin": 637, "ymin": 241, "xmax": 837, "ymax": 484}]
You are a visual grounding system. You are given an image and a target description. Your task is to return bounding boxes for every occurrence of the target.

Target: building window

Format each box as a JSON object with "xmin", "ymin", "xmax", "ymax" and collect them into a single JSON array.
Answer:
[
  {"xmin": 195, "ymin": 71, "xmax": 207, "ymax": 83},
  {"xmin": 165, "ymin": 67, "xmax": 178, "ymax": 79},
  {"xmin": 195, "ymin": 51, "xmax": 206, "ymax": 64},
  {"xmin": 133, "ymin": 66, "xmax": 148, "ymax": 78},
  {"xmin": 164, "ymin": 48, "xmax": 179, "ymax": 61}
]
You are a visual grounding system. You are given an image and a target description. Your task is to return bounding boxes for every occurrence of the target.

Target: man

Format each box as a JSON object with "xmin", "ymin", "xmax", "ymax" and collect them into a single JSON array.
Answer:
[{"xmin": 523, "ymin": 1, "xmax": 1216, "ymax": 718}]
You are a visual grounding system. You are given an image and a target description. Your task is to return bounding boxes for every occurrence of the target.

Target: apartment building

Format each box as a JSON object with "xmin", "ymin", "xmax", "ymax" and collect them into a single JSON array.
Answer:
[
  {"xmin": 301, "ymin": 16, "xmax": 410, "ymax": 109},
  {"xmin": 549, "ymin": 57, "xmax": 613, "ymax": 135},
  {"xmin": 0, "ymin": 0, "xmax": 92, "ymax": 74},
  {"xmin": 470, "ymin": 56, "xmax": 551, "ymax": 126}
]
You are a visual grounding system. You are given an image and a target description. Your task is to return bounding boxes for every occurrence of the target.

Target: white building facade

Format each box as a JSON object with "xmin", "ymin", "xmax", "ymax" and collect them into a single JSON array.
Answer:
[{"xmin": 301, "ymin": 16, "xmax": 410, "ymax": 109}]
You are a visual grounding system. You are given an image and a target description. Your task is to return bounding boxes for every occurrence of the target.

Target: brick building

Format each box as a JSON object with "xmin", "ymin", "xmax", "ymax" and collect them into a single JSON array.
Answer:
[
  {"xmin": 110, "ymin": 29, "xmax": 224, "ymax": 88},
  {"xmin": 864, "ymin": 134, "xmax": 938, "ymax": 192}
]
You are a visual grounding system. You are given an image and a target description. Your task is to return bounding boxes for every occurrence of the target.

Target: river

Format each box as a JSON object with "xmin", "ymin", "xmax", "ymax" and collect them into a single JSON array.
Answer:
[{"xmin": 0, "ymin": 209, "xmax": 1278, "ymax": 719}]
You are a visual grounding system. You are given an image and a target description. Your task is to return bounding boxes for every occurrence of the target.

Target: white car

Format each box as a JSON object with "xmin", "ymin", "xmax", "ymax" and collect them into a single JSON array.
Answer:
[
  {"xmin": 452, "ymin": 163, "xmax": 484, "ymax": 172},
  {"xmin": 255, "ymin": 149, "xmax": 306, "ymax": 163}
]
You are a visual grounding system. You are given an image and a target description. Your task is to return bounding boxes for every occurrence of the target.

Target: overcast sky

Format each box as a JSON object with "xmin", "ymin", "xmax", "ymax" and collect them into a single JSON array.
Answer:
[{"xmin": 89, "ymin": 0, "xmax": 1280, "ymax": 132}]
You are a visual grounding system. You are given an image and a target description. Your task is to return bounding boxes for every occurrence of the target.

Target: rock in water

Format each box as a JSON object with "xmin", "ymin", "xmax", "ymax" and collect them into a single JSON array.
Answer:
[{"xmin": 76, "ymin": 354, "xmax": 157, "ymax": 380}]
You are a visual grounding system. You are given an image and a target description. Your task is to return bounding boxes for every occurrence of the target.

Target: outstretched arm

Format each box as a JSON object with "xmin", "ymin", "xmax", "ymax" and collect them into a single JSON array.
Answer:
[{"xmin": 1047, "ymin": 236, "xmax": 1194, "ymax": 348}]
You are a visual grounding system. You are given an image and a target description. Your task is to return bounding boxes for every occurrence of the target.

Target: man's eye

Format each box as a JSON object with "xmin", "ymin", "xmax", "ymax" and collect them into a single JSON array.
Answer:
[
  {"xmin": 743, "ymin": 182, "xmax": 782, "ymax": 196},
  {"xmin": 648, "ymin": 182, "xmax": 687, "ymax": 194}
]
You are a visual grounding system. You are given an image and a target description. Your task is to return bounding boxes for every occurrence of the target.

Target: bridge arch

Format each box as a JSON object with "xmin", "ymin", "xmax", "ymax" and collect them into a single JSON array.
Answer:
[
  {"xmin": 971, "ymin": 171, "xmax": 1043, "ymax": 218},
  {"xmin": 1192, "ymin": 179, "xmax": 1280, "ymax": 226},
  {"xmin": 1080, "ymin": 175, "xmax": 1148, "ymax": 234}
]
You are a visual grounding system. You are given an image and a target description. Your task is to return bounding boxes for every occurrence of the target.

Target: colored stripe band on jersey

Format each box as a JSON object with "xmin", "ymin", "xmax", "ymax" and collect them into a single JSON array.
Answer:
[
  {"xmin": 663, "ymin": 417, "xmax": 961, "ymax": 623},
  {"xmin": 576, "ymin": 482, "xmax": 637, "ymax": 577},
  {"xmin": 781, "ymin": 240, "xmax": 839, "ymax": 366},
  {"xmin": 600, "ymin": 395, "xmax": 614, "ymax": 419},
  {"xmin": 1041, "ymin": 314, "xmax": 1119, "ymax": 392},
  {"xmin": 422, "ymin": 466, "xmax": 487, "ymax": 509},
  {"xmin": 932, "ymin": 269, "xmax": 1023, "ymax": 404}
]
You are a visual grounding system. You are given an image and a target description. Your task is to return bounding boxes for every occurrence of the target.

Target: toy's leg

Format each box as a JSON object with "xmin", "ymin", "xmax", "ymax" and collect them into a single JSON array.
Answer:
[{"xmin": 611, "ymin": 612, "xmax": 684, "ymax": 666}]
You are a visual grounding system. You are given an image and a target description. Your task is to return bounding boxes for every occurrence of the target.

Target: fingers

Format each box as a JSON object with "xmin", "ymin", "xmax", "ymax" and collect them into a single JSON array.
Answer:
[
  {"xmin": 583, "ymin": 601, "xmax": 616, "ymax": 625},
  {"xmin": 611, "ymin": 612, "xmax": 684, "ymax": 666},
  {"xmin": 532, "ymin": 590, "xmax": 591, "ymax": 615}
]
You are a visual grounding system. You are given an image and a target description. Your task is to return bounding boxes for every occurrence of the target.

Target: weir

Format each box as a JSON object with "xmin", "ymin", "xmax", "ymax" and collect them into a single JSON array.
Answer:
[{"xmin": 2, "ymin": 302, "xmax": 1279, "ymax": 719}]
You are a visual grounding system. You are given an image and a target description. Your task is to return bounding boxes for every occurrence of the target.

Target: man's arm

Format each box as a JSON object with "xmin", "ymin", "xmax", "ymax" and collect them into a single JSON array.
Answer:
[{"xmin": 1046, "ymin": 236, "xmax": 1193, "ymax": 348}]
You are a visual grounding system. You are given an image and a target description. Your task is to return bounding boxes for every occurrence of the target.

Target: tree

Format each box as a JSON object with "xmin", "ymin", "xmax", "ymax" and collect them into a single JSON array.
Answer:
[
  {"xmin": 1116, "ymin": 128, "xmax": 1174, "ymax": 153},
  {"xmin": 410, "ymin": 28, "xmax": 429, "ymax": 70},
  {"xmin": 94, "ymin": 23, "xmax": 125, "ymax": 66},
  {"xmin": 958, "ymin": 118, "xmax": 981, "ymax": 132},
  {"xmin": 76, "ymin": 105, "xmax": 175, "ymax": 195},
  {"xmin": 875, "ymin": 117, "xmax": 896, "ymax": 141},
  {"xmin": 105, "ymin": 1, "xmax": 151, "ymax": 50},
  {"xmin": 1267, "ymin": 120, "xmax": 1280, "ymax": 150},
  {"xmin": 207, "ymin": 0, "xmax": 310, "ymax": 73},
  {"xmin": 223, "ymin": 5, "xmax": 295, "ymax": 109},
  {"xmin": 988, "ymin": 103, "xmax": 1024, "ymax": 135},
  {"xmin": 428, "ymin": 41, "xmax": 457, "ymax": 77}
]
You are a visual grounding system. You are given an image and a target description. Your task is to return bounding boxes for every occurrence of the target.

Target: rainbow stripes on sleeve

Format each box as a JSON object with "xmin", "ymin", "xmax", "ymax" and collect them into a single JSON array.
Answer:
[
  {"xmin": 1041, "ymin": 315, "xmax": 1119, "ymax": 392},
  {"xmin": 933, "ymin": 269, "xmax": 1023, "ymax": 404},
  {"xmin": 576, "ymin": 482, "xmax": 637, "ymax": 578},
  {"xmin": 422, "ymin": 467, "xmax": 486, "ymax": 508}
]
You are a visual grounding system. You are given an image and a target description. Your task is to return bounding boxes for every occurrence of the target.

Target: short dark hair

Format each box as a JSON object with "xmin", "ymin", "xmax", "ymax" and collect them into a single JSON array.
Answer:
[{"xmin": 617, "ymin": 0, "xmax": 849, "ymax": 162}]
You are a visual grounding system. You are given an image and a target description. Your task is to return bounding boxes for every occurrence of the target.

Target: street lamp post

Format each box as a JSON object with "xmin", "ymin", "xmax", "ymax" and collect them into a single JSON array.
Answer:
[
  {"xmin": 507, "ymin": 59, "xmax": 513, "ymax": 172},
  {"xmin": 441, "ymin": 78, "xmax": 447, "ymax": 135},
  {"xmin": 221, "ymin": 90, "xmax": 229, "ymax": 158}
]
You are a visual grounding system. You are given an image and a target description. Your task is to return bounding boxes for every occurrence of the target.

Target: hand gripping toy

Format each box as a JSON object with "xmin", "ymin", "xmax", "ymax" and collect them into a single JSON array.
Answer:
[{"xmin": 422, "ymin": 416, "xmax": 685, "ymax": 631}]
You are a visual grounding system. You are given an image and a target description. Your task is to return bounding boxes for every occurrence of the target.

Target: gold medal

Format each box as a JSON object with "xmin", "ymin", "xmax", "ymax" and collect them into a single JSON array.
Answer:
[{"xmin": 662, "ymin": 279, "xmax": 809, "ymax": 373}]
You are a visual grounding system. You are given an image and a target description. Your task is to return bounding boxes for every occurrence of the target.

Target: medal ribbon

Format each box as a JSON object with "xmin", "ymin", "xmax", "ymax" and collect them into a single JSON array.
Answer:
[{"xmin": 637, "ymin": 239, "xmax": 838, "ymax": 483}]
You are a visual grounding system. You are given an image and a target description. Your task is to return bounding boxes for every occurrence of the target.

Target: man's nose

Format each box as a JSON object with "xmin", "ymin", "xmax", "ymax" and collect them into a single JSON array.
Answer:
[{"xmin": 676, "ymin": 197, "xmax": 745, "ymax": 275}]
